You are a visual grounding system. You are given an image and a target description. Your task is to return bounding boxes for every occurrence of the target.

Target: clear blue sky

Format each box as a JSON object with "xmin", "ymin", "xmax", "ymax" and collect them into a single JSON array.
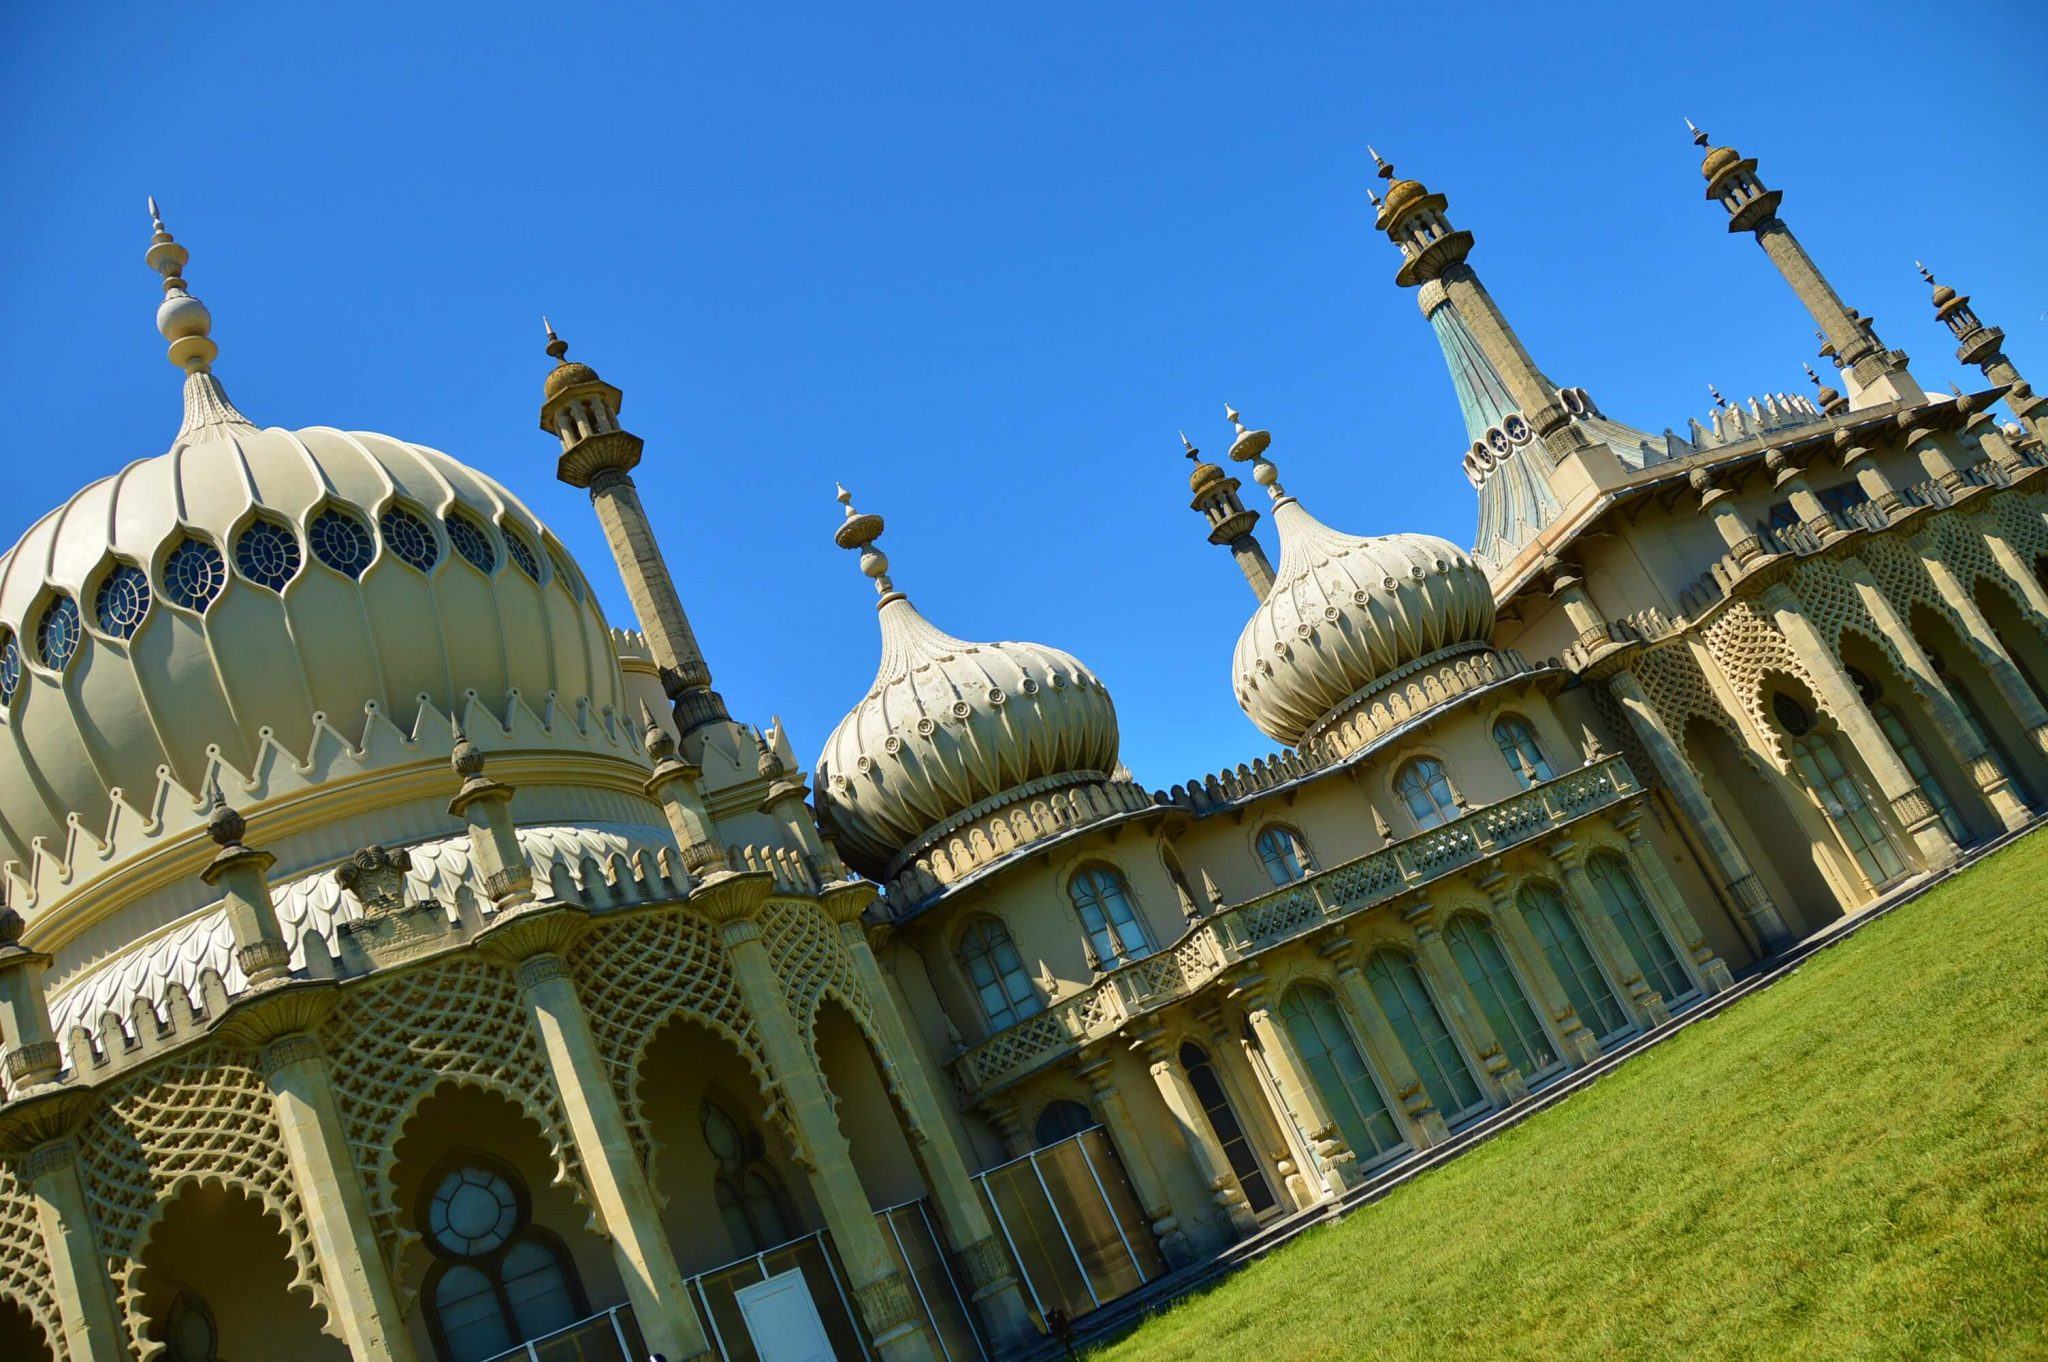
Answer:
[{"xmin": 4, "ymin": 2, "xmax": 2044, "ymax": 790}]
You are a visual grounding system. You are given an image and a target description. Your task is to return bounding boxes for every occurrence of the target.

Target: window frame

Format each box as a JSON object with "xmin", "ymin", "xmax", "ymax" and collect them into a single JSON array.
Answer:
[
  {"xmin": 1066, "ymin": 864, "xmax": 1154, "ymax": 968},
  {"xmin": 1393, "ymin": 755, "xmax": 1460, "ymax": 831},
  {"xmin": 415, "ymin": 1150, "xmax": 587, "ymax": 1362},
  {"xmin": 1491, "ymin": 714, "xmax": 1554, "ymax": 789},
  {"xmin": 1254, "ymin": 824, "xmax": 1314, "ymax": 886},
  {"xmin": 955, "ymin": 914, "xmax": 1044, "ymax": 1032}
]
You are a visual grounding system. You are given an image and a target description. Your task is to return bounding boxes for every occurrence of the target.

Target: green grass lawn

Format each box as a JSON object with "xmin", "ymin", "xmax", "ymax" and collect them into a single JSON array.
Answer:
[{"xmin": 1087, "ymin": 836, "xmax": 2048, "ymax": 1362}]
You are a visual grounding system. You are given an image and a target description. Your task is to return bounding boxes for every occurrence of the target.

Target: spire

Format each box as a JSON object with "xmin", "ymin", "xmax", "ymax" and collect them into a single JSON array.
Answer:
[
  {"xmin": 833, "ymin": 484, "xmax": 898, "ymax": 602},
  {"xmin": 1224, "ymin": 404, "xmax": 1286, "ymax": 502},
  {"xmin": 1182, "ymin": 427, "xmax": 1275, "ymax": 598},
  {"xmin": 1685, "ymin": 118, "xmax": 1709, "ymax": 149},
  {"xmin": 145, "ymin": 199, "xmax": 254, "ymax": 445}
]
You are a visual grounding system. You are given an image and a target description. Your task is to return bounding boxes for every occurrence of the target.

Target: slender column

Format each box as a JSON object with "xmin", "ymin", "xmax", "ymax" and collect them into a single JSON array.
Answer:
[
  {"xmin": 1610, "ymin": 806, "xmax": 1735, "ymax": 993},
  {"xmin": 1320, "ymin": 936, "xmax": 1448, "ymax": 1147},
  {"xmin": 1917, "ymin": 550, "xmax": 2048, "ymax": 759},
  {"xmin": 1839, "ymin": 563, "xmax": 2031, "ymax": 831},
  {"xmin": 1979, "ymin": 531, "xmax": 2048, "ymax": 639},
  {"xmin": 1548, "ymin": 836, "xmax": 1671, "ymax": 1029},
  {"xmin": 1071, "ymin": 1050, "xmax": 1196, "ymax": 1267},
  {"xmin": 698, "ymin": 877, "xmax": 935, "ymax": 1361},
  {"xmin": 1838, "ymin": 437, "xmax": 1911, "ymax": 521},
  {"xmin": 1194, "ymin": 1004, "xmax": 1318, "ymax": 1212},
  {"xmin": 1902, "ymin": 423, "xmax": 1972, "ymax": 497},
  {"xmin": 640, "ymin": 710, "xmax": 732, "ymax": 876},
  {"xmin": 1133, "ymin": 1028, "xmax": 1259, "ymax": 1239},
  {"xmin": 829, "ymin": 901, "xmax": 1035, "ymax": 1348},
  {"xmin": 1402, "ymin": 901, "xmax": 1528, "ymax": 1103},
  {"xmin": 1760, "ymin": 584, "xmax": 1958, "ymax": 870},
  {"xmin": 1231, "ymin": 970, "xmax": 1364, "ymax": 1196},
  {"xmin": 0, "ymin": 912, "xmax": 61, "ymax": 1095},
  {"xmin": 479, "ymin": 910, "xmax": 713, "ymax": 1362},
  {"xmin": 1606, "ymin": 672, "xmax": 1794, "ymax": 949},
  {"xmin": 1475, "ymin": 865, "xmax": 1600, "ymax": 1066},
  {"xmin": 22, "ymin": 1134, "xmax": 128, "ymax": 1361}
]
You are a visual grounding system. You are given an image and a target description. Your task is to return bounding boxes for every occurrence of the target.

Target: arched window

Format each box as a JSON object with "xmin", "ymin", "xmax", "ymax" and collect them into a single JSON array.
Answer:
[
  {"xmin": 1364, "ymin": 951, "xmax": 1485, "ymax": 1122},
  {"xmin": 1492, "ymin": 716, "xmax": 1553, "ymax": 789},
  {"xmin": 1444, "ymin": 916, "xmax": 1557, "ymax": 1078},
  {"xmin": 1179, "ymin": 1042, "xmax": 1276, "ymax": 1215},
  {"xmin": 309, "ymin": 507, "xmax": 376, "ymax": 579},
  {"xmin": 1584, "ymin": 854, "xmax": 1694, "ymax": 1006},
  {"xmin": 1870, "ymin": 700, "xmax": 1968, "ymax": 843},
  {"xmin": 419, "ymin": 1154, "xmax": 585, "ymax": 1362},
  {"xmin": 1255, "ymin": 825, "xmax": 1313, "ymax": 886},
  {"xmin": 1774, "ymin": 692, "xmax": 1909, "ymax": 888},
  {"xmin": 957, "ymin": 916, "xmax": 1042, "ymax": 1031},
  {"xmin": 1517, "ymin": 883, "xmax": 1631, "ymax": 1041},
  {"xmin": 93, "ymin": 564, "xmax": 152, "ymax": 639},
  {"xmin": 158, "ymin": 1289, "xmax": 219, "ymax": 1362},
  {"xmin": 162, "ymin": 537, "xmax": 227, "ymax": 611},
  {"xmin": 35, "ymin": 597, "xmax": 80, "ymax": 671},
  {"xmin": 444, "ymin": 511, "xmax": 498, "ymax": 574},
  {"xmin": 1068, "ymin": 867, "xmax": 1152, "ymax": 966},
  {"xmin": 700, "ymin": 1096, "xmax": 797, "ymax": 1256},
  {"xmin": 380, "ymin": 505, "xmax": 441, "ymax": 572},
  {"xmin": 1275, "ymin": 984, "xmax": 1405, "ymax": 1164},
  {"xmin": 1033, "ymin": 1099, "xmax": 1097, "ymax": 1147},
  {"xmin": 1394, "ymin": 757, "xmax": 1459, "ymax": 830}
]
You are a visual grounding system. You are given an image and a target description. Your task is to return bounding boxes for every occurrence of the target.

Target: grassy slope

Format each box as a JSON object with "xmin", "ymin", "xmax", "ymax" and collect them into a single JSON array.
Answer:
[{"xmin": 1088, "ymin": 836, "xmax": 2048, "ymax": 1362}]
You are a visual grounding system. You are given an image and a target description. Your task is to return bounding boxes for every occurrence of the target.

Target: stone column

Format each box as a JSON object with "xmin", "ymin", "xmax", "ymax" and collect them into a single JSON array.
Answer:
[
  {"xmin": 1230, "ymin": 969, "xmax": 1364, "ymax": 1196},
  {"xmin": 1071, "ymin": 1049, "xmax": 1196, "ymax": 1267},
  {"xmin": 1917, "ymin": 549, "xmax": 2048, "ymax": 760},
  {"xmin": 1607, "ymin": 672, "xmax": 1795, "ymax": 950},
  {"xmin": 1839, "ymin": 563, "xmax": 2031, "ymax": 832},
  {"xmin": 1760, "ymin": 583, "xmax": 1959, "ymax": 870},
  {"xmin": 1693, "ymin": 471, "xmax": 1768, "ymax": 571},
  {"xmin": 1401, "ymin": 901, "xmax": 1528, "ymax": 1104},
  {"xmin": 197, "ymin": 789, "xmax": 293, "ymax": 986},
  {"xmin": 1838, "ymin": 436, "xmax": 1910, "ymax": 522},
  {"xmin": 1193, "ymin": 1004, "xmax": 1318, "ymax": 1213},
  {"xmin": 1547, "ymin": 836, "xmax": 1671, "ymax": 1029},
  {"xmin": 697, "ymin": 875, "xmax": 936, "ymax": 1361},
  {"xmin": 1978, "ymin": 531, "xmax": 2048, "ymax": 641},
  {"xmin": 826, "ymin": 894, "xmax": 1035, "ymax": 1348},
  {"xmin": 478, "ymin": 907, "xmax": 713, "ymax": 1362},
  {"xmin": 447, "ymin": 731, "xmax": 538, "ymax": 911},
  {"xmin": 1319, "ymin": 935, "xmax": 1449, "ymax": 1147},
  {"xmin": 1902, "ymin": 421, "xmax": 1972, "ymax": 497},
  {"xmin": 1610, "ymin": 806, "xmax": 1735, "ymax": 993},
  {"xmin": 640, "ymin": 712, "xmax": 732, "ymax": 877},
  {"xmin": 17, "ymin": 1127, "xmax": 127, "ymax": 1362},
  {"xmin": 1475, "ymin": 864, "xmax": 1600, "ymax": 1066},
  {"xmin": 1132, "ymin": 1027, "xmax": 1260, "ymax": 1239},
  {"xmin": 0, "ymin": 911, "xmax": 62, "ymax": 1097}
]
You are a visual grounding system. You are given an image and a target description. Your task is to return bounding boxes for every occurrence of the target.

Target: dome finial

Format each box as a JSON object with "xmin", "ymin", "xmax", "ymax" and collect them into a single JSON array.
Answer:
[
  {"xmin": 1686, "ymin": 118, "xmax": 1709, "ymax": 149},
  {"xmin": 832, "ymin": 484, "xmax": 895, "ymax": 599},
  {"xmin": 1368, "ymin": 145, "xmax": 1394, "ymax": 181},
  {"xmin": 543, "ymin": 315, "xmax": 569, "ymax": 363},
  {"xmin": 1180, "ymin": 430, "xmax": 1199, "ymax": 461},
  {"xmin": 1226, "ymin": 404, "xmax": 1284, "ymax": 501},
  {"xmin": 145, "ymin": 197, "xmax": 217, "ymax": 374},
  {"xmin": 1916, "ymin": 261, "xmax": 1934, "ymax": 285}
]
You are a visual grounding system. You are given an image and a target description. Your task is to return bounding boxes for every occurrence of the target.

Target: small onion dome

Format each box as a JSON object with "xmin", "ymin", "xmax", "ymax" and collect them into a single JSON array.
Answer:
[
  {"xmin": 1232, "ymin": 477, "xmax": 1495, "ymax": 748},
  {"xmin": 1917, "ymin": 263, "xmax": 1958, "ymax": 310},
  {"xmin": 1382, "ymin": 178, "xmax": 1428, "ymax": 219},
  {"xmin": 1182, "ymin": 431, "xmax": 1227, "ymax": 494},
  {"xmin": 815, "ymin": 489, "xmax": 1121, "ymax": 878},
  {"xmin": 1700, "ymin": 145, "xmax": 1740, "ymax": 181},
  {"xmin": 540, "ymin": 322, "xmax": 606, "ymax": 403}
]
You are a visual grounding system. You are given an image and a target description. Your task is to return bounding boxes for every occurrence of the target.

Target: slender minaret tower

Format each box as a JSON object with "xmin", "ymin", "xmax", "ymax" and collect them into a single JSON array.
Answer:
[
  {"xmin": 1687, "ymin": 121, "xmax": 1924, "ymax": 409},
  {"xmin": 1917, "ymin": 262, "xmax": 2047, "ymax": 443},
  {"xmin": 538, "ymin": 323, "xmax": 728, "ymax": 733},
  {"xmin": 1183, "ymin": 423, "xmax": 1275, "ymax": 598},
  {"xmin": 1365, "ymin": 147, "xmax": 1607, "ymax": 475}
]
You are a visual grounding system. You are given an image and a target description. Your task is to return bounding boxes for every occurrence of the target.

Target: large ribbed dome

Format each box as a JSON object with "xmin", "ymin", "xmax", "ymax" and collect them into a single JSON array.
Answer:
[
  {"xmin": 814, "ymin": 494, "xmax": 1120, "ymax": 879},
  {"xmin": 0, "ymin": 401, "xmax": 624, "ymax": 867},
  {"xmin": 1233, "ymin": 492, "xmax": 1495, "ymax": 748}
]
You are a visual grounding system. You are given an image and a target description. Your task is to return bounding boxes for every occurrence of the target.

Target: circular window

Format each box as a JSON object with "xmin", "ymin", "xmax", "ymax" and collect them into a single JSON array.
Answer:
[
  {"xmin": 0, "ymin": 632, "xmax": 19, "ymax": 704},
  {"xmin": 380, "ymin": 506, "xmax": 440, "ymax": 572},
  {"xmin": 36, "ymin": 597, "xmax": 80, "ymax": 670},
  {"xmin": 309, "ymin": 508, "xmax": 376, "ymax": 579},
  {"xmin": 427, "ymin": 1166, "xmax": 521, "ymax": 1258},
  {"xmin": 444, "ymin": 512, "xmax": 497, "ymax": 574},
  {"xmin": 94, "ymin": 564, "xmax": 152, "ymax": 639},
  {"xmin": 234, "ymin": 518, "xmax": 303, "ymax": 592},
  {"xmin": 504, "ymin": 528, "xmax": 542, "ymax": 583},
  {"xmin": 163, "ymin": 537, "xmax": 228, "ymax": 611}
]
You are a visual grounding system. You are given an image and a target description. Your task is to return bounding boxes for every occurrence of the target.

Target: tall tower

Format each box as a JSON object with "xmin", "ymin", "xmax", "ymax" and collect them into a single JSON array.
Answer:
[
  {"xmin": 1183, "ymin": 422, "xmax": 1275, "ymax": 597},
  {"xmin": 539, "ymin": 324, "xmax": 729, "ymax": 733},
  {"xmin": 1689, "ymin": 122, "xmax": 1925, "ymax": 410},
  {"xmin": 1918, "ymin": 263, "xmax": 2047, "ymax": 443}
]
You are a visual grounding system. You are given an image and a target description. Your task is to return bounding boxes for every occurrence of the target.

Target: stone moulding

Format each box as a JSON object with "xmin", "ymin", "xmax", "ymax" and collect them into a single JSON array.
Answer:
[{"xmin": 949, "ymin": 753, "xmax": 1641, "ymax": 1101}]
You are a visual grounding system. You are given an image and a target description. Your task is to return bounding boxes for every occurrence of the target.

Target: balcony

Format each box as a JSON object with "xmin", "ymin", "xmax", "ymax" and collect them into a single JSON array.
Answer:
[{"xmin": 951, "ymin": 755, "xmax": 1642, "ymax": 1101}]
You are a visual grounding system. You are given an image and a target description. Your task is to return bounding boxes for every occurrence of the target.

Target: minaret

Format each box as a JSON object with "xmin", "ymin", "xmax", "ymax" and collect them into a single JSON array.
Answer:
[
  {"xmin": 1365, "ymin": 147, "xmax": 1605, "ymax": 472},
  {"xmin": 145, "ymin": 199, "xmax": 256, "ymax": 445},
  {"xmin": 1687, "ymin": 122, "xmax": 1924, "ymax": 409},
  {"xmin": 538, "ymin": 322, "xmax": 729, "ymax": 734},
  {"xmin": 1917, "ymin": 262, "xmax": 2047, "ymax": 443},
  {"xmin": 1184, "ymin": 424, "xmax": 1275, "ymax": 598}
]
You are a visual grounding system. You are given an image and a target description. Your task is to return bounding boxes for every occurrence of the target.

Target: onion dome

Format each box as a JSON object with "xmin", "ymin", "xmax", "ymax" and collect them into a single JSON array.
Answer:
[
  {"xmin": 814, "ymin": 488, "xmax": 1121, "ymax": 879},
  {"xmin": 1368, "ymin": 145, "xmax": 1428, "ymax": 229},
  {"xmin": 1184, "ymin": 431, "xmax": 1227, "ymax": 494},
  {"xmin": 1225, "ymin": 413, "xmax": 1495, "ymax": 748},
  {"xmin": 540, "ymin": 317, "xmax": 606, "ymax": 406},
  {"xmin": 1687, "ymin": 119, "xmax": 1740, "ymax": 181},
  {"xmin": 0, "ymin": 204, "xmax": 624, "ymax": 869},
  {"xmin": 1916, "ymin": 262, "xmax": 1958, "ymax": 310}
]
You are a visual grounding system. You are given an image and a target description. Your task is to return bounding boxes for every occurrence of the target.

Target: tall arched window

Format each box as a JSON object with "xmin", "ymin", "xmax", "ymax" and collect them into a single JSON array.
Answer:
[
  {"xmin": 701, "ymin": 1096, "xmax": 797, "ymax": 1255},
  {"xmin": 1774, "ymin": 692, "xmax": 1909, "ymax": 888},
  {"xmin": 419, "ymin": 1154, "xmax": 585, "ymax": 1362},
  {"xmin": 957, "ymin": 916, "xmax": 1043, "ymax": 1031},
  {"xmin": 1364, "ymin": 951, "xmax": 1485, "ymax": 1122},
  {"xmin": 1584, "ymin": 854, "xmax": 1694, "ymax": 1006},
  {"xmin": 1178, "ymin": 1043, "xmax": 1276, "ymax": 1215},
  {"xmin": 1394, "ymin": 758, "xmax": 1459, "ymax": 830},
  {"xmin": 1866, "ymin": 694, "xmax": 1969, "ymax": 844},
  {"xmin": 1492, "ymin": 716, "xmax": 1553, "ymax": 789},
  {"xmin": 1275, "ymin": 983, "xmax": 1405, "ymax": 1164},
  {"xmin": 1255, "ymin": 825, "xmax": 1313, "ymax": 886},
  {"xmin": 1068, "ymin": 867, "xmax": 1152, "ymax": 966},
  {"xmin": 1517, "ymin": 883, "xmax": 1631, "ymax": 1040},
  {"xmin": 1444, "ymin": 916, "xmax": 1557, "ymax": 1078},
  {"xmin": 1034, "ymin": 1099, "xmax": 1097, "ymax": 1146}
]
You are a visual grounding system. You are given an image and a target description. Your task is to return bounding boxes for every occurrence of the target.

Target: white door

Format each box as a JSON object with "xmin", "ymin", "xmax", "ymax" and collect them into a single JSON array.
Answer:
[{"xmin": 735, "ymin": 1268, "xmax": 837, "ymax": 1362}]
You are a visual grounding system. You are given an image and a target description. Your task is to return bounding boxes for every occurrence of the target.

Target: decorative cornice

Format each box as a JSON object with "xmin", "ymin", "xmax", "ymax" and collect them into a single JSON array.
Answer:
[{"xmin": 472, "ymin": 900, "xmax": 592, "ymax": 967}]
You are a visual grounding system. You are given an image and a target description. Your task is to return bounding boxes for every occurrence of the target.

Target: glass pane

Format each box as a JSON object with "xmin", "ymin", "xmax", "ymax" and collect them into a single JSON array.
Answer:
[
  {"xmin": 1278, "ymin": 986, "xmax": 1404, "ymax": 1161},
  {"xmin": 435, "ymin": 1265, "xmax": 513, "ymax": 1362},
  {"xmin": 1520, "ymin": 885, "xmax": 1630, "ymax": 1040},
  {"xmin": 1587, "ymin": 857, "xmax": 1693, "ymax": 1004},
  {"xmin": 1181, "ymin": 1047, "xmax": 1277, "ymax": 1214},
  {"xmin": 502, "ymin": 1238, "xmax": 580, "ymax": 1340},
  {"xmin": 1036, "ymin": 1137, "xmax": 1149, "ymax": 1302},
  {"xmin": 1365, "ymin": 953, "xmax": 1484, "ymax": 1117},
  {"xmin": 877, "ymin": 1203, "xmax": 984, "ymax": 1362},
  {"xmin": 979, "ymin": 1162, "xmax": 1093, "ymax": 1325},
  {"xmin": 1447, "ymin": 918, "xmax": 1556, "ymax": 1076},
  {"xmin": 1874, "ymin": 705, "xmax": 1969, "ymax": 843}
]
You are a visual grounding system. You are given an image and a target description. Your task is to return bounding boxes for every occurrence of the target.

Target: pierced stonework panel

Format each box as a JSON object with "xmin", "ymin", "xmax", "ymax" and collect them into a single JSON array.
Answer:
[
  {"xmin": 72, "ymin": 1048, "xmax": 318, "ymax": 1360},
  {"xmin": 319, "ymin": 957, "xmax": 586, "ymax": 1277},
  {"xmin": 760, "ymin": 897, "xmax": 875, "ymax": 1043},
  {"xmin": 1699, "ymin": 599, "xmax": 1819, "ymax": 763},
  {"xmin": 0, "ymin": 1158, "xmax": 69, "ymax": 1361},
  {"xmin": 1626, "ymin": 640, "xmax": 1749, "ymax": 757}
]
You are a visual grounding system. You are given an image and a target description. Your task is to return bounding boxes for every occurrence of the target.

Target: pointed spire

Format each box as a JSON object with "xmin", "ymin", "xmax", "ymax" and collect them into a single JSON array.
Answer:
[
  {"xmin": 1181, "ymin": 430, "xmax": 1199, "ymax": 462},
  {"xmin": 1685, "ymin": 118, "xmax": 1710, "ymax": 149},
  {"xmin": 1916, "ymin": 261, "xmax": 1935, "ymax": 285},
  {"xmin": 1225, "ymin": 404, "xmax": 1285, "ymax": 502},
  {"xmin": 1708, "ymin": 383, "xmax": 1727, "ymax": 409},
  {"xmin": 832, "ymin": 484, "xmax": 896, "ymax": 599},
  {"xmin": 1368, "ymin": 145, "xmax": 1394, "ymax": 180},
  {"xmin": 543, "ymin": 315, "xmax": 569, "ymax": 363},
  {"xmin": 145, "ymin": 199, "xmax": 254, "ymax": 443}
]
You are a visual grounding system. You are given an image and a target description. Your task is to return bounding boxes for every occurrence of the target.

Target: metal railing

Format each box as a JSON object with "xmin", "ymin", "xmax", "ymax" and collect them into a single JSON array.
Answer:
[{"xmin": 481, "ymin": 1305, "xmax": 644, "ymax": 1362}]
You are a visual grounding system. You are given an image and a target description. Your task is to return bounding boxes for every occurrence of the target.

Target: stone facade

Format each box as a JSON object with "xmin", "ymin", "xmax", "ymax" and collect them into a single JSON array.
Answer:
[{"xmin": 1, "ymin": 137, "xmax": 2045, "ymax": 1360}]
